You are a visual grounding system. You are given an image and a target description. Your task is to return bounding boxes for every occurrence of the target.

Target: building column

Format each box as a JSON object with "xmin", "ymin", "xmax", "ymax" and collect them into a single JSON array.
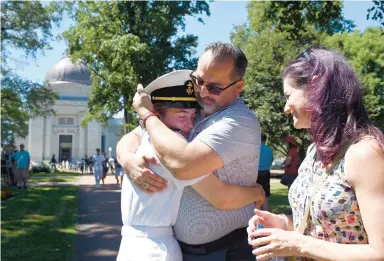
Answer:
[
  {"xmin": 87, "ymin": 120, "xmax": 100, "ymax": 156},
  {"xmin": 28, "ymin": 117, "xmax": 44, "ymax": 162},
  {"xmin": 79, "ymin": 125, "xmax": 85, "ymax": 158},
  {"xmin": 44, "ymin": 117, "xmax": 52, "ymax": 161},
  {"xmin": 28, "ymin": 118, "xmax": 33, "ymax": 153}
]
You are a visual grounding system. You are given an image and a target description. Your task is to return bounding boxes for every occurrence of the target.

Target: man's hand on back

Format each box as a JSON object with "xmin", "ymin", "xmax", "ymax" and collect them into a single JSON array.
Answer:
[
  {"xmin": 254, "ymin": 183, "xmax": 266, "ymax": 209},
  {"xmin": 124, "ymin": 153, "xmax": 168, "ymax": 194}
]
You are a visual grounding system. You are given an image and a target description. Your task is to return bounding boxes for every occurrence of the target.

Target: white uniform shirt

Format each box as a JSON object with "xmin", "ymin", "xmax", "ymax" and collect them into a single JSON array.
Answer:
[
  {"xmin": 121, "ymin": 132, "xmax": 208, "ymax": 227},
  {"xmin": 93, "ymin": 154, "xmax": 105, "ymax": 169},
  {"xmin": 108, "ymin": 157, "xmax": 115, "ymax": 168}
]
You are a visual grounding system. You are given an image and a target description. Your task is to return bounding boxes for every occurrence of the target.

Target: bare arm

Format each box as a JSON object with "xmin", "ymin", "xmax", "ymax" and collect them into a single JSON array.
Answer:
[
  {"xmin": 192, "ymin": 174, "xmax": 266, "ymax": 210},
  {"xmin": 116, "ymin": 126, "xmax": 167, "ymax": 193},
  {"xmin": 116, "ymin": 126, "xmax": 143, "ymax": 160},
  {"xmin": 146, "ymin": 115, "xmax": 223, "ymax": 179},
  {"xmin": 297, "ymin": 140, "xmax": 384, "ymax": 261},
  {"xmin": 133, "ymin": 87, "xmax": 260, "ymax": 181}
]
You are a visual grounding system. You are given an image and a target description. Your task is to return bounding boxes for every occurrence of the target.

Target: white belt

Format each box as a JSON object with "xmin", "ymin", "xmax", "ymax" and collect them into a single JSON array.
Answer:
[{"xmin": 121, "ymin": 225, "xmax": 173, "ymax": 238}]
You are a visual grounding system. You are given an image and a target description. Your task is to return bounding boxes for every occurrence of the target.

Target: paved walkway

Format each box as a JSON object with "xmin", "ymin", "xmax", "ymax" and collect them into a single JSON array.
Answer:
[
  {"xmin": 73, "ymin": 175, "xmax": 122, "ymax": 261},
  {"xmin": 27, "ymin": 172, "xmax": 282, "ymax": 261},
  {"xmin": 28, "ymin": 174, "xmax": 123, "ymax": 261}
]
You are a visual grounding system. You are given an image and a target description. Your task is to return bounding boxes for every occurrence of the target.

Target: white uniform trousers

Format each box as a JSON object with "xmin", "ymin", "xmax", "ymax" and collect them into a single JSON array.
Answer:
[
  {"xmin": 117, "ymin": 226, "xmax": 182, "ymax": 261},
  {"xmin": 94, "ymin": 167, "xmax": 103, "ymax": 185}
]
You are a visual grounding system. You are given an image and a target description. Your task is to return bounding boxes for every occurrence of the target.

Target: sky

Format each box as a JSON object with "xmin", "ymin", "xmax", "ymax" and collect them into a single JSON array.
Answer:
[{"xmin": 8, "ymin": 1, "xmax": 380, "ymax": 84}]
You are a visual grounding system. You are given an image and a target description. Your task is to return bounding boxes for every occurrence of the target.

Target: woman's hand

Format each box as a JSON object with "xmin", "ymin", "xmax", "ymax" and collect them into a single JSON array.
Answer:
[
  {"xmin": 247, "ymin": 209, "xmax": 286, "ymax": 239},
  {"xmin": 249, "ymin": 228, "xmax": 305, "ymax": 260},
  {"xmin": 133, "ymin": 84, "xmax": 154, "ymax": 118}
]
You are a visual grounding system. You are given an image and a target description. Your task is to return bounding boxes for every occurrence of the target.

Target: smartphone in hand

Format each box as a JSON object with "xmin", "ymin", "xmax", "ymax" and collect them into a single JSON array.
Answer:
[{"xmin": 255, "ymin": 223, "xmax": 267, "ymax": 247}]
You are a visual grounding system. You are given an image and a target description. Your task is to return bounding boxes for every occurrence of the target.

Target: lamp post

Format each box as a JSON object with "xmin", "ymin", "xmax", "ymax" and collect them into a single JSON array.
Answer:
[{"xmin": 108, "ymin": 147, "xmax": 112, "ymax": 158}]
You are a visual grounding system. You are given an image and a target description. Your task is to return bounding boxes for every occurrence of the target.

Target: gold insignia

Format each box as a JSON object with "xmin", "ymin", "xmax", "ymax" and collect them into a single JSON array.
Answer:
[{"xmin": 186, "ymin": 81, "xmax": 194, "ymax": 95}]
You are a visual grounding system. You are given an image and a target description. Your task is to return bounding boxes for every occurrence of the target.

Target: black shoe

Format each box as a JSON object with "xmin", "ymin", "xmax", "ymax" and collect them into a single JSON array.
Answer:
[
  {"xmin": 23, "ymin": 186, "xmax": 28, "ymax": 190},
  {"xmin": 17, "ymin": 186, "xmax": 23, "ymax": 190}
]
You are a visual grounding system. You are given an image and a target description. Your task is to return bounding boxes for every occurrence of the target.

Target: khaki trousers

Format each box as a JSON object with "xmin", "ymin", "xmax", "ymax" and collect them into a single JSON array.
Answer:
[{"xmin": 15, "ymin": 168, "xmax": 29, "ymax": 187}]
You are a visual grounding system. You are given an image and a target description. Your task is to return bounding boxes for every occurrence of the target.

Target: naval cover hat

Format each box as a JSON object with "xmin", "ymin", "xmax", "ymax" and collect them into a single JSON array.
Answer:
[{"xmin": 144, "ymin": 70, "xmax": 199, "ymax": 109}]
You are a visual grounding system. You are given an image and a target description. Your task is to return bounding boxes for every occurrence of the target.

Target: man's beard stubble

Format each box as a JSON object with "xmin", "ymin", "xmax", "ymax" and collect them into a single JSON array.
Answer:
[{"xmin": 195, "ymin": 92, "xmax": 221, "ymax": 116}]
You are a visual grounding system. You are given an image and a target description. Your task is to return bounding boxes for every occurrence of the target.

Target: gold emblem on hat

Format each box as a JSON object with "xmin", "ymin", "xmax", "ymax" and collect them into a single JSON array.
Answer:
[{"xmin": 186, "ymin": 81, "xmax": 194, "ymax": 95}]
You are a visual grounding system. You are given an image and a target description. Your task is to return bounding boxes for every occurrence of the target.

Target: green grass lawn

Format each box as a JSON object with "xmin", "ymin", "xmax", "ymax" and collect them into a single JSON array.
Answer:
[
  {"xmin": 29, "ymin": 176, "xmax": 78, "ymax": 183},
  {"xmin": 269, "ymin": 180, "xmax": 292, "ymax": 215},
  {"xmin": 30, "ymin": 171, "xmax": 82, "ymax": 177},
  {"xmin": 1, "ymin": 186, "xmax": 79, "ymax": 261}
]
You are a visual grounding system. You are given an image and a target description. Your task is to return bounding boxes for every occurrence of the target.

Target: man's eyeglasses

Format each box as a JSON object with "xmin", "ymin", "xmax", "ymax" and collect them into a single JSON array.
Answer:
[
  {"xmin": 189, "ymin": 72, "xmax": 242, "ymax": 96},
  {"xmin": 295, "ymin": 47, "xmax": 312, "ymax": 62}
]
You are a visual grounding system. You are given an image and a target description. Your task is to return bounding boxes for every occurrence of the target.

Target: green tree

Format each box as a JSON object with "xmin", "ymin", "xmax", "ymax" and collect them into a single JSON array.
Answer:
[
  {"xmin": 1, "ymin": 71, "xmax": 58, "ymax": 142},
  {"xmin": 367, "ymin": 0, "xmax": 384, "ymax": 29},
  {"xmin": 324, "ymin": 27, "xmax": 384, "ymax": 130},
  {"xmin": 63, "ymin": 1, "xmax": 210, "ymax": 132},
  {"xmin": 1, "ymin": 1, "xmax": 64, "ymax": 143},
  {"xmin": 231, "ymin": 1, "xmax": 355, "ymax": 158}
]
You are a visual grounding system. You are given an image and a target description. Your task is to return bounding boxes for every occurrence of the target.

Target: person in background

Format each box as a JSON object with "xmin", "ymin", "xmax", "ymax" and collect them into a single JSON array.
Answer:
[
  {"xmin": 1, "ymin": 153, "xmax": 9, "ymax": 184},
  {"xmin": 7, "ymin": 149, "xmax": 16, "ymax": 186},
  {"xmin": 62, "ymin": 155, "xmax": 67, "ymax": 170},
  {"xmin": 113, "ymin": 157, "xmax": 123, "ymax": 185},
  {"xmin": 15, "ymin": 144, "xmax": 30, "ymax": 190},
  {"xmin": 80, "ymin": 158, "xmax": 85, "ymax": 175},
  {"xmin": 257, "ymin": 133, "xmax": 274, "ymax": 211},
  {"xmin": 50, "ymin": 154, "xmax": 57, "ymax": 173},
  {"xmin": 82, "ymin": 154, "xmax": 89, "ymax": 174},
  {"xmin": 282, "ymin": 135, "xmax": 299, "ymax": 189},
  {"xmin": 92, "ymin": 149, "xmax": 105, "ymax": 187},
  {"xmin": 108, "ymin": 156, "xmax": 115, "ymax": 174},
  {"xmin": 248, "ymin": 47, "xmax": 384, "ymax": 261},
  {"xmin": 101, "ymin": 152, "xmax": 108, "ymax": 185},
  {"xmin": 89, "ymin": 155, "xmax": 94, "ymax": 175}
]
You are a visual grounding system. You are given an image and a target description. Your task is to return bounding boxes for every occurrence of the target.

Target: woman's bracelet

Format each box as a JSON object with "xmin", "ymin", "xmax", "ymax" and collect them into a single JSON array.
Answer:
[{"xmin": 278, "ymin": 213, "xmax": 289, "ymax": 231}]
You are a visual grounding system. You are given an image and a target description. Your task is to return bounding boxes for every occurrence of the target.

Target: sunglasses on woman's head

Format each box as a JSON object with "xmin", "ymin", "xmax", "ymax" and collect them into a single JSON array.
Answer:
[
  {"xmin": 189, "ymin": 72, "xmax": 242, "ymax": 96},
  {"xmin": 296, "ymin": 48, "xmax": 312, "ymax": 62}
]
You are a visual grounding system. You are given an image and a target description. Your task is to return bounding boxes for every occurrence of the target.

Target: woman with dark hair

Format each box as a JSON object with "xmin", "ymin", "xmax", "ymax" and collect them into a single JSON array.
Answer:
[{"xmin": 247, "ymin": 47, "xmax": 384, "ymax": 261}]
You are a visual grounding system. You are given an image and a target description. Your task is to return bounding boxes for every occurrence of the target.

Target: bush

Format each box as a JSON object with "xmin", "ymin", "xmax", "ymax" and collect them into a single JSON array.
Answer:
[
  {"xmin": 31, "ymin": 166, "xmax": 50, "ymax": 173},
  {"xmin": 1, "ymin": 188, "xmax": 14, "ymax": 200}
]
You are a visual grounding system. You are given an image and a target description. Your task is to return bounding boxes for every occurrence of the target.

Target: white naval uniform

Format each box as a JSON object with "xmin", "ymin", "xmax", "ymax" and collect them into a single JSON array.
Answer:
[
  {"xmin": 117, "ymin": 132, "xmax": 208, "ymax": 261},
  {"xmin": 93, "ymin": 154, "xmax": 105, "ymax": 186}
]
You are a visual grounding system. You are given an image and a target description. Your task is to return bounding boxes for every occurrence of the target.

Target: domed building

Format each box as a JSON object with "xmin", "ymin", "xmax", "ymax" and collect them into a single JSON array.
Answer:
[{"xmin": 16, "ymin": 57, "xmax": 123, "ymax": 163}]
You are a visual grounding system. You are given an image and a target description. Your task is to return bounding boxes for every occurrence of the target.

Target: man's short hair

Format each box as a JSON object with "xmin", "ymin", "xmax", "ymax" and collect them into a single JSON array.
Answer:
[
  {"xmin": 261, "ymin": 133, "xmax": 267, "ymax": 143},
  {"xmin": 204, "ymin": 42, "xmax": 248, "ymax": 80}
]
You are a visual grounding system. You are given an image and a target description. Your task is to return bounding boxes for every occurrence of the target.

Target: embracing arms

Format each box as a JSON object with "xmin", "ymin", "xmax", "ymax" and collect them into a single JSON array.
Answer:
[
  {"xmin": 116, "ymin": 127, "xmax": 168, "ymax": 193},
  {"xmin": 193, "ymin": 174, "xmax": 265, "ymax": 210}
]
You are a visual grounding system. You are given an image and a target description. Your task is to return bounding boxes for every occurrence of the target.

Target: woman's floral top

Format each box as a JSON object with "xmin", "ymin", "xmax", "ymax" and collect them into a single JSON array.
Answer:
[{"xmin": 289, "ymin": 145, "xmax": 368, "ymax": 260}]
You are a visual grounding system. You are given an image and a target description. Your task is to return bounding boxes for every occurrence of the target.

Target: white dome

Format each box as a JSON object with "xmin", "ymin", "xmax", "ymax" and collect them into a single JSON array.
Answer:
[{"xmin": 46, "ymin": 57, "xmax": 91, "ymax": 85}]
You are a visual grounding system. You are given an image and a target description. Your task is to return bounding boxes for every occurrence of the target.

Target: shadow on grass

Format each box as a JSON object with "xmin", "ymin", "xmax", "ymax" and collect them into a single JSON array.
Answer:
[
  {"xmin": 30, "ymin": 171, "xmax": 82, "ymax": 177},
  {"xmin": 29, "ymin": 177, "xmax": 77, "ymax": 183},
  {"xmin": 1, "ymin": 186, "xmax": 79, "ymax": 261}
]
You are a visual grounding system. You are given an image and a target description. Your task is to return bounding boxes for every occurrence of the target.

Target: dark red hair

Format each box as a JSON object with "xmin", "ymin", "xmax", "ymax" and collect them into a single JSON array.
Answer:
[{"xmin": 282, "ymin": 48, "xmax": 384, "ymax": 165}]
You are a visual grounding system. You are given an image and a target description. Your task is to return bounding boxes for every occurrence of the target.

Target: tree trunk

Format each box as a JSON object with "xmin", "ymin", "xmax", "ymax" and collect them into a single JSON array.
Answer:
[
  {"xmin": 123, "ymin": 96, "xmax": 129, "ymax": 134},
  {"xmin": 272, "ymin": 143, "xmax": 288, "ymax": 156},
  {"xmin": 123, "ymin": 95, "xmax": 134, "ymax": 134}
]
